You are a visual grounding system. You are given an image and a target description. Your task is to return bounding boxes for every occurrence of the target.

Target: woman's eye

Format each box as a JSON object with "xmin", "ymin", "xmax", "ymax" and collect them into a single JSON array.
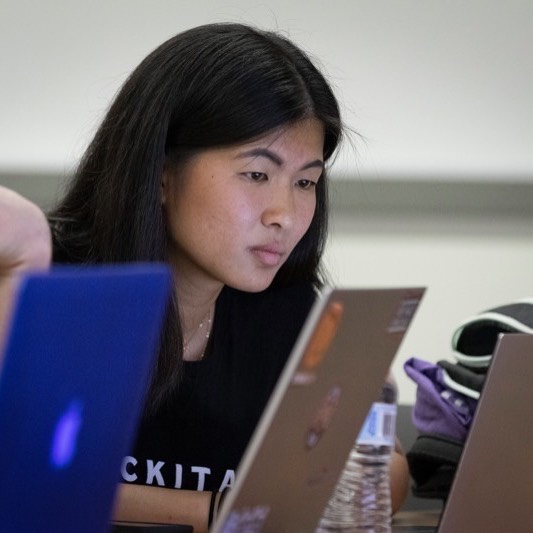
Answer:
[
  {"xmin": 244, "ymin": 172, "xmax": 268, "ymax": 182},
  {"xmin": 297, "ymin": 179, "xmax": 317, "ymax": 190}
]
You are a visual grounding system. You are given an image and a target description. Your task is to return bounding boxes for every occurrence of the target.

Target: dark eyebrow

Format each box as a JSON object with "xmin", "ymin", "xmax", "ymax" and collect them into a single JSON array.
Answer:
[{"xmin": 236, "ymin": 148, "xmax": 324, "ymax": 171}]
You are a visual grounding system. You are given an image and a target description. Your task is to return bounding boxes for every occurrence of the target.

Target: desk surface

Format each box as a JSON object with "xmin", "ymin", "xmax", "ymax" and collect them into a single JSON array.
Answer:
[{"xmin": 392, "ymin": 510, "xmax": 441, "ymax": 532}]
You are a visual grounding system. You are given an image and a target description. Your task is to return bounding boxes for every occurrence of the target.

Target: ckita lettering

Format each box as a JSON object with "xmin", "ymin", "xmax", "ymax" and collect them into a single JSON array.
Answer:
[{"xmin": 121, "ymin": 455, "xmax": 235, "ymax": 491}]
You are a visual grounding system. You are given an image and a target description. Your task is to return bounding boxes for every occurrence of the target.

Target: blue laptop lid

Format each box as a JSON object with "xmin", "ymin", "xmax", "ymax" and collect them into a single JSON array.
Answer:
[{"xmin": 0, "ymin": 264, "xmax": 171, "ymax": 533}]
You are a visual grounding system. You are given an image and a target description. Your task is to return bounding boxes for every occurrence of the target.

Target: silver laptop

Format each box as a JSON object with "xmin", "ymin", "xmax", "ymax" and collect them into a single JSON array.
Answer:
[
  {"xmin": 212, "ymin": 286, "xmax": 425, "ymax": 533},
  {"xmin": 437, "ymin": 333, "xmax": 533, "ymax": 533}
]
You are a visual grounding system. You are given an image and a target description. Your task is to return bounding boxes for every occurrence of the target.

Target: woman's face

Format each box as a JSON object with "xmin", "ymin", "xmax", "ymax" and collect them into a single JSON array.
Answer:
[{"xmin": 162, "ymin": 118, "xmax": 325, "ymax": 293}]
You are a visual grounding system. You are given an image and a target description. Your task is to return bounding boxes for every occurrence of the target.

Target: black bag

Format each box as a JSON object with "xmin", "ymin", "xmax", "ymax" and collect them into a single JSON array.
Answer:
[
  {"xmin": 406, "ymin": 433, "xmax": 463, "ymax": 500},
  {"xmin": 452, "ymin": 300, "xmax": 533, "ymax": 367}
]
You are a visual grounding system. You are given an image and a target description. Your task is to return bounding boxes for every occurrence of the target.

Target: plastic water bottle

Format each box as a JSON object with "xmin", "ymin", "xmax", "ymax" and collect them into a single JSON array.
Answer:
[{"xmin": 317, "ymin": 379, "xmax": 398, "ymax": 532}]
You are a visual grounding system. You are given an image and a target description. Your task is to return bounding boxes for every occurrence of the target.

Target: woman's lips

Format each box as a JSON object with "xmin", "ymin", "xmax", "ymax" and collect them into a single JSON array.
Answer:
[{"xmin": 249, "ymin": 246, "xmax": 284, "ymax": 267}]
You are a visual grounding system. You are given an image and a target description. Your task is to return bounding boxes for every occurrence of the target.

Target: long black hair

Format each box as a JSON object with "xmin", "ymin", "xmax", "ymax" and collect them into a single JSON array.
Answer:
[{"xmin": 49, "ymin": 23, "xmax": 343, "ymax": 409}]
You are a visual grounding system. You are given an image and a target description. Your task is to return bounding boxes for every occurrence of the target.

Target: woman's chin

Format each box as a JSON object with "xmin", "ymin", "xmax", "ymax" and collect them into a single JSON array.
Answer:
[{"xmin": 227, "ymin": 273, "xmax": 278, "ymax": 293}]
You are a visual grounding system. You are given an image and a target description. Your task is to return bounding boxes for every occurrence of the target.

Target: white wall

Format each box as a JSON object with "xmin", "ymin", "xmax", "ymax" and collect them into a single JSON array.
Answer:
[{"xmin": 1, "ymin": 0, "xmax": 532, "ymax": 179}]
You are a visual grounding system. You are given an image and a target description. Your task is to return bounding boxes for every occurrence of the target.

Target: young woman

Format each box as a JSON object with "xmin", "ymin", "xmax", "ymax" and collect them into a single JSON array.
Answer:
[{"xmin": 2, "ymin": 22, "xmax": 408, "ymax": 531}]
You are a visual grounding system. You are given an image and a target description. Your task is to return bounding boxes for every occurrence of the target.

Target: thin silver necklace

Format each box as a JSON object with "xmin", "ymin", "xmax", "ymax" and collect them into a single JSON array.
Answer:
[{"xmin": 184, "ymin": 305, "xmax": 213, "ymax": 360}]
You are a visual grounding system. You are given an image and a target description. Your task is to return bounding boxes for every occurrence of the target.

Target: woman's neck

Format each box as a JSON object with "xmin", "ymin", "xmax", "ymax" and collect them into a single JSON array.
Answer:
[
  {"xmin": 174, "ymin": 273, "xmax": 223, "ymax": 362},
  {"xmin": 182, "ymin": 302, "xmax": 214, "ymax": 361}
]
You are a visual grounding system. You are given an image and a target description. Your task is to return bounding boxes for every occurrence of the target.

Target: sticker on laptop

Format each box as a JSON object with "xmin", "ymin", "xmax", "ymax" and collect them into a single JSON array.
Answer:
[
  {"xmin": 221, "ymin": 505, "xmax": 270, "ymax": 532},
  {"xmin": 292, "ymin": 301, "xmax": 344, "ymax": 385},
  {"xmin": 388, "ymin": 294, "xmax": 422, "ymax": 333},
  {"xmin": 305, "ymin": 384, "xmax": 342, "ymax": 450}
]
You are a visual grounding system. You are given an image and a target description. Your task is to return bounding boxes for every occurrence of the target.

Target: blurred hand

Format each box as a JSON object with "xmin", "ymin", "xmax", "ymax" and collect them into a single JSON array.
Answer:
[
  {"xmin": 0, "ymin": 186, "xmax": 51, "ymax": 357},
  {"xmin": 0, "ymin": 185, "xmax": 51, "ymax": 276}
]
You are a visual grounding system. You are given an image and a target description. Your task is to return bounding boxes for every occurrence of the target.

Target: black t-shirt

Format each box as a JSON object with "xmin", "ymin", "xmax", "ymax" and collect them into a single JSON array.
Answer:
[{"xmin": 121, "ymin": 281, "xmax": 316, "ymax": 492}]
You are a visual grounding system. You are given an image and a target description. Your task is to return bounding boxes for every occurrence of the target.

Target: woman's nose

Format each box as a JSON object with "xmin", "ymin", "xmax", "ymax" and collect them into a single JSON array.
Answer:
[{"xmin": 260, "ymin": 186, "xmax": 295, "ymax": 229}]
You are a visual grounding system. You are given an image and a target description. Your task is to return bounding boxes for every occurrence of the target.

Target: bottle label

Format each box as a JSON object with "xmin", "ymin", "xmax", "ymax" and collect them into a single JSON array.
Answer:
[{"xmin": 356, "ymin": 402, "xmax": 397, "ymax": 446}]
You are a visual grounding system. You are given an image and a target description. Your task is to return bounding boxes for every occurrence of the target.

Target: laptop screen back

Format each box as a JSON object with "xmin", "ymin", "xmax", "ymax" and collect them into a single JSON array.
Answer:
[{"xmin": 0, "ymin": 265, "xmax": 171, "ymax": 533}]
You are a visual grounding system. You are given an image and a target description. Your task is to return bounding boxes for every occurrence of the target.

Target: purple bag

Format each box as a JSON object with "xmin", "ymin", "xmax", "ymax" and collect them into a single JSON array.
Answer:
[{"xmin": 404, "ymin": 357, "xmax": 477, "ymax": 442}]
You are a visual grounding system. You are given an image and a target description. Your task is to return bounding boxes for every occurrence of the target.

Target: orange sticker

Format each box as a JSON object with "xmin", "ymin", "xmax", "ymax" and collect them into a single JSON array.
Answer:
[{"xmin": 293, "ymin": 300, "xmax": 344, "ymax": 385}]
